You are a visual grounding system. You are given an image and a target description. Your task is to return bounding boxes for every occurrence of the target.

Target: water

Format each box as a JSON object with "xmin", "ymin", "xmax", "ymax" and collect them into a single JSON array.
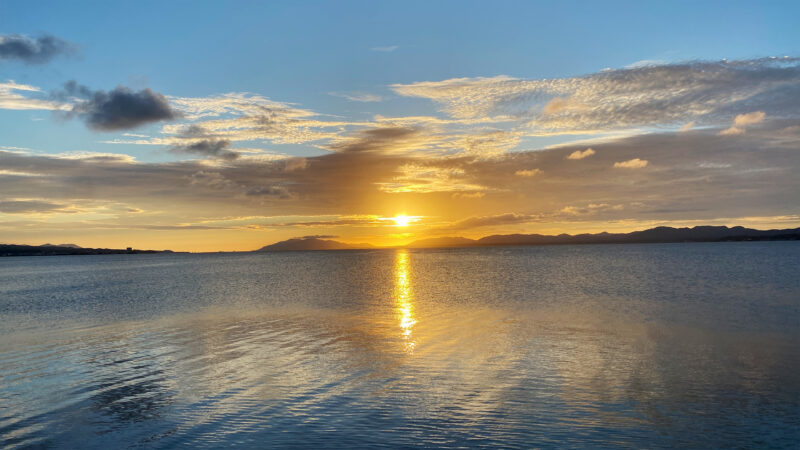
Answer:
[{"xmin": 1, "ymin": 242, "xmax": 799, "ymax": 448}]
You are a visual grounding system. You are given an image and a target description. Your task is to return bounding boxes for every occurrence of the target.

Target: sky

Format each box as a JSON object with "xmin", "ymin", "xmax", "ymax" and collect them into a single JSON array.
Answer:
[{"xmin": 1, "ymin": 0, "xmax": 799, "ymax": 251}]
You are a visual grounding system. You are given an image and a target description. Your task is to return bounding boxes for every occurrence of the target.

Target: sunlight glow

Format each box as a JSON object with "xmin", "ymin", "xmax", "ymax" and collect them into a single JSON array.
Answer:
[
  {"xmin": 394, "ymin": 215, "xmax": 411, "ymax": 227},
  {"xmin": 381, "ymin": 214, "xmax": 421, "ymax": 227},
  {"xmin": 393, "ymin": 250, "xmax": 417, "ymax": 353}
]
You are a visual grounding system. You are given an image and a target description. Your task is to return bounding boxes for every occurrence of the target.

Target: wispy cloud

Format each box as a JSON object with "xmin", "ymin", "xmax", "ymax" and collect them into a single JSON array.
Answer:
[
  {"xmin": 378, "ymin": 163, "xmax": 486, "ymax": 193},
  {"xmin": 514, "ymin": 168, "xmax": 541, "ymax": 177},
  {"xmin": 371, "ymin": 45, "xmax": 398, "ymax": 52},
  {"xmin": 392, "ymin": 58, "xmax": 800, "ymax": 134},
  {"xmin": 0, "ymin": 81, "xmax": 64, "ymax": 110},
  {"xmin": 329, "ymin": 91, "xmax": 383, "ymax": 102}
]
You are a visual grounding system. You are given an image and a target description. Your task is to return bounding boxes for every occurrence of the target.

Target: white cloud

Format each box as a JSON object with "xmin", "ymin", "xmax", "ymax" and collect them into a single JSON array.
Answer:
[
  {"xmin": 515, "ymin": 168, "xmax": 542, "ymax": 177},
  {"xmin": 734, "ymin": 111, "xmax": 766, "ymax": 126},
  {"xmin": 567, "ymin": 148, "xmax": 595, "ymax": 160},
  {"xmin": 0, "ymin": 80, "xmax": 64, "ymax": 110},
  {"xmin": 718, "ymin": 126, "xmax": 745, "ymax": 136},
  {"xmin": 613, "ymin": 158, "xmax": 648, "ymax": 169},
  {"xmin": 719, "ymin": 111, "xmax": 766, "ymax": 136},
  {"xmin": 392, "ymin": 58, "xmax": 800, "ymax": 134},
  {"xmin": 625, "ymin": 59, "xmax": 667, "ymax": 69},
  {"xmin": 378, "ymin": 163, "xmax": 486, "ymax": 193}
]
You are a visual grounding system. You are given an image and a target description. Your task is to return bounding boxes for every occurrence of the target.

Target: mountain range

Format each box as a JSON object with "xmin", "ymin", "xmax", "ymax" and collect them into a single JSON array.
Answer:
[{"xmin": 256, "ymin": 225, "xmax": 800, "ymax": 251}]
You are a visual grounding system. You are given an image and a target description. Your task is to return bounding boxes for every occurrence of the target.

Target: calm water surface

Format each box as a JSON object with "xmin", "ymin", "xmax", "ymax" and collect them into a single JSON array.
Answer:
[{"xmin": 1, "ymin": 243, "xmax": 799, "ymax": 448}]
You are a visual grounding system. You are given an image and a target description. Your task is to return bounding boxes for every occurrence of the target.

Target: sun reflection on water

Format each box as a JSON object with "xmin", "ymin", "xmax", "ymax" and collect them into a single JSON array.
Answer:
[{"xmin": 393, "ymin": 250, "xmax": 417, "ymax": 352}]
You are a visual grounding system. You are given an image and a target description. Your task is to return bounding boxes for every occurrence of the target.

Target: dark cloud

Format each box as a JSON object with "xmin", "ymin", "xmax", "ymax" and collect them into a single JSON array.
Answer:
[
  {"xmin": 442, "ymin": 213, "xmax": 542, "ymax": 231},
  {"xmin": 328, "ymin": 127, "xmax": 419, "ymax": 153},
  {"xmin": 178, "ymin": 124, "xmax": 216, "ymax": 138},
  {"xmin": 171, "ymin": 139, "xmax": 239, "ymax": 160},
  {"xmin": 245, "ymin": 185, "xmax": 292, "ymax": 198},
  {"xmin": 58, "ymin": 81, "xmax": 179, "ymax": 131},
  {"xmin": 59, "ymin": 80, "xmax": 93, "ymax": 99},
  {"xmin": 277, "ymin": 217, "xmax": 383, "ymax": 227},
  {"xmin": 0, "ymin": 200, "xmax": 70, "ymax": 214},
  {"xmin": 0, "ymin": 34, "xmax": 75, "ymax": 64}
]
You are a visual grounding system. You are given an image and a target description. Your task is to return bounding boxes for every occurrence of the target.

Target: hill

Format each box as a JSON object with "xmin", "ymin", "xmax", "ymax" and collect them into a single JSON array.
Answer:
[
  {"xmin": 256, "ymin": 237, "xmax": 374, "ymax": 252},
  {"xmin": 256, "ymin": 226, "xmax": 800, "ymax": 252},
  {"xmin": 414, "ymin": 225, "xmax": 800, "ymax": 248}
]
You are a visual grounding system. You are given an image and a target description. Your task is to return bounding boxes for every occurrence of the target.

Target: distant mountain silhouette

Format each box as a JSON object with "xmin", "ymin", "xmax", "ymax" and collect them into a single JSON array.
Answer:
[
  {"xmin": 0, "ymin": 244, "xmax": 171, "ymax": 257},
  {"xmin": 41, "ymin": 243, "xmax": 82, "ymax": 248},
  {"xmin": 405, "ymin": 236, "xmax": 476, "ymax": 248},
  {"xmin": 256, "ymin": 237, "xmax": 374, "ymax": 252},
  {"xmin": 256, "ymin": 225, "xmax": 800, "ymax": 252},
  {"xmin": 411, "ymin": 225, "xmax": 800, "ymax": 248}
]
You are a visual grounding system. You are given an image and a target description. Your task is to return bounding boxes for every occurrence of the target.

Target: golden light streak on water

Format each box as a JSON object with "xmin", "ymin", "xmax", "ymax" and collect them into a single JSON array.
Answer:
[{"xmin": 393, "ymin": 250, "xmax": 417, "ymax": 352}]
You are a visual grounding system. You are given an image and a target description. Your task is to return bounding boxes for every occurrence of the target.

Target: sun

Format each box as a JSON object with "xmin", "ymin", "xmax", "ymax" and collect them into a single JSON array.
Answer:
[
  {"xmin": 381, "ymin": 214, "xmax": 421, "ymax": 227},
  {"xmin": 393, "ymin": 214, "xmax": 412, "ymax": 227}
]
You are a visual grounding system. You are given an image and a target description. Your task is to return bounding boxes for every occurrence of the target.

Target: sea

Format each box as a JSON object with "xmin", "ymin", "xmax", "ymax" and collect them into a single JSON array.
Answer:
[{"xmin": 1, "ymin": 242, "xmax": 799, "ymax": 448}]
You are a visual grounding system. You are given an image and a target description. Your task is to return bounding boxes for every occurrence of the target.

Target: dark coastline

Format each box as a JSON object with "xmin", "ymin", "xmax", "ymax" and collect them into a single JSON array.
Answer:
[
  {"xmin": 5, "ymin": 225, "xmax": 800, "ymax": 256},
  {"xmin": 0, "ymin": 244, "xmax": 172, "ymax": 257}
]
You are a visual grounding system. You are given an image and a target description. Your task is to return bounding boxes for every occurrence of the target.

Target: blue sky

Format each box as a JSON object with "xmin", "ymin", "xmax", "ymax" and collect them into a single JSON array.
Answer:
[
  {"xmin": 2, "ymin": 1, "xmax": 798, "ymax": 158},
  {"xmin": 1, "ymin": 1, "xmax": 800, "ymax": 250}
]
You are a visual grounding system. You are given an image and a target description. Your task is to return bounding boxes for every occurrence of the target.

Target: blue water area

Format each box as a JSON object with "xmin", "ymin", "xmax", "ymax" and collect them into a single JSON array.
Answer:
[{"xmin": 1, "ymin": 242, "xmax": 799, "ymax": 448}]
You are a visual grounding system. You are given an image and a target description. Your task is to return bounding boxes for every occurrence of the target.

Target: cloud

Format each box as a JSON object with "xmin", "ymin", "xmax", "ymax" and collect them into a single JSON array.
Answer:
[
  {"xmin": 0, "ymin": 81, "xmax": 63, "ymax": 110},
  {"xmin": 329, "ymin": 92, "xmax": 383, "ymax": 102},
  {"xmin": 392, "ymin": 58, "xmax": 800, "ymax": 133},
  {"xmin": 151, "ymin": 92, "xmax": 358, "ymax": 146},
  {"xmin": 245, "ymin": 185, "xmax": 292, "ymax": 198},
  {"xmin": 718, "ymin": 126, "xmax": 745, "ymax": 136},
  {"xmin": 625, "ymin": 59, "xmax": 667, "ymax": 69},
  {"xmin": 60, "ymin": 82, "xmax": 180, "ymax": 130},
  {"xmin": 452, "ymin": 191, "xmax": 485, "ymax": 199},
  {"xmin": 719, "ymin": 111, "xmax": 766, "ymax": 136},
  {"xmin": 328, "ymin": 127, "xmax": 422, "ymax": 154},
  {"xmin": 171, "ymin": 139, "xmax": 239, "ymax": 160},
  {"xmin": 283, "ymin": 157, "xmax": 308, "ymax": 172},
  {"xmin": 442, "ymin": 212, "xmax": 541, "ymax": 231},
  {"xmin": 372, "ymin": 45, "xmax": 399, "ymax": 52},
  {"xmin": 0, "ymin": 33, "xmax": 75, "ymax": 64},
  {"xmin": 378, "ymin": 163, "xmax": 486, "ymax": 193},
  {"xmin": 679, "ymin": 121, "xmax": 695, "ymax": 132},
  {"xmin": 0, "ymin": 199, "xmax": 72, "ymax": 214},
  {"xmin": 613, "ymin": 158, "xmax": 648, "ymax": 169},
  {"xmin": 559, "ymin": 203, "xmax": 624, "ymax": 215},
  {"xmin": 542, "ymin": 97, "xmax": 588, "ymax": 115},
  {"xmin": 515, "ymin": 168, "xmax": 542, "ymax": 177},
  {"xmin": 734, "ymin": 111, "xmax": 766, "ymax": 126},
  {"xmin": 567, "ymin": 148, "xmax": 595, "ymax": 160}
]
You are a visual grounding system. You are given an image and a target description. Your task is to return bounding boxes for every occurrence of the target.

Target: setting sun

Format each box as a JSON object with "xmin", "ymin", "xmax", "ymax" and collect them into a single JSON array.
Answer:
[
  {"xmin": 390, "ymin": 215, "xmax": 422, "ymax": 227},
  {"xmin": 393, "ymin": 215, "xmax": 411, "ymax": 227}
]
